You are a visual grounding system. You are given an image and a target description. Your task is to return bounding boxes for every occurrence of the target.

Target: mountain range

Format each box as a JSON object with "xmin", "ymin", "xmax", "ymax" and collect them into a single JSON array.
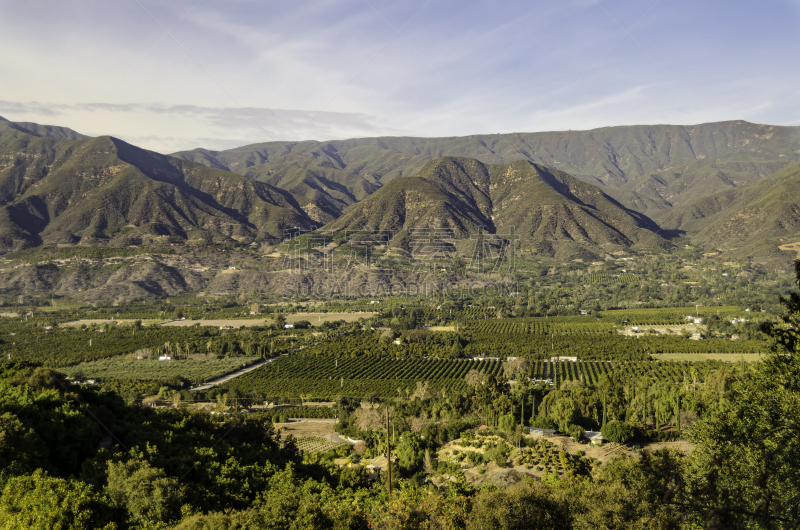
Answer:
[
  {"xmin": 1, "ymin": 115, "xmax": 799, "ymax": 266},
  {"xmin": 0, "ymin": 117, "xmax": 313, "ymax": 251}
]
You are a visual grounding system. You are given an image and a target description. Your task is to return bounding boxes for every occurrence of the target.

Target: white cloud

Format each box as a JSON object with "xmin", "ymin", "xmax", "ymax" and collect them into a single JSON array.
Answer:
[
  {"xmin": 0, "ymin": 0, "xmax": 797, "ymax": 153},
  {"xmin": 0, "ymin": 100, "xmax": 401, "ymax": 152}
]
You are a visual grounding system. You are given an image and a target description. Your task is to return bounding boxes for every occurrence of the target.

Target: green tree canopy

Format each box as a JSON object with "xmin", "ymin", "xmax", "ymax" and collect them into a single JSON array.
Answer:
[
  {"xmin": 0, "ymin": 470, "xmax": 116, "ymax": 530},
  {"xmin": 601, "ymin": 421, "xmax": 634, "ymax": 444}
]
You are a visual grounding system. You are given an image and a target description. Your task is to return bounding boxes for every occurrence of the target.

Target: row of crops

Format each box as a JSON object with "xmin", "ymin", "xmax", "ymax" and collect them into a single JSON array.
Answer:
[
  {"xmin": 598, "ymin": 306, "xmax": 745, "ymax": 325},
  {"xmin": 219, "ymin": 355, "xmax": 730, "ymax": 399},
  {"xmin": 529, "ymin": 360, "xmax": 695, "ymax": 385},
  {"xmin": 585, "ymin": 273, "xmax": 638, "ymax": 284},
  {"xmin": 465, "ymin": 320, "xmax": 613, "ymax": 334},
  {"xmin": 219, "ymin": 357, "xmax": 503, "ymax": 399},
  {"xmin": 465, "ymin": 306, "xmax": 748, "ymax": 332},
  {"xmin": 463, "ymin": 332, "xmax": 766, "ymax": 361}
]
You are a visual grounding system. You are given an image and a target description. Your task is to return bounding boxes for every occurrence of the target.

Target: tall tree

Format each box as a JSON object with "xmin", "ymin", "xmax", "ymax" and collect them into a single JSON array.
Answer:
[{"xmin": 684, "ymin": 260, "xmax": 800, "ymax": 527}]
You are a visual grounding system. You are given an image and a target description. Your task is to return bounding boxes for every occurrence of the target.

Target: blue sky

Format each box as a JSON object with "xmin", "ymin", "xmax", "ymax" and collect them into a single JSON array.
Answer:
[{"xmin": 1, "ymin": 0, "xmax": 799, "ymax": 152}]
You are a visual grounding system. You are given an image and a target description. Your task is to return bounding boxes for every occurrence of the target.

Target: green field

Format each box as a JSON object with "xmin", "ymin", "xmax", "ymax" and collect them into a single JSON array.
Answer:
[
  {"xmin": 61, "ymin": 356, "xmax": 261, "ymax": 384},
  {"xmin": 219, "ymin": 356, "xmax": 503, "ymax": 399},
  {"xmin": 216, "ymin": 354, "xmax": 738, "ymax": 400}
]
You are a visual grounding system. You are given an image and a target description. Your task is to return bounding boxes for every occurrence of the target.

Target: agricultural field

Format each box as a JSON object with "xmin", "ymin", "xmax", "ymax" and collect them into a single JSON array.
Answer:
[
  {"xmin": 585, "ymin": 272, "xmax": 639, "ymax": 284},
  {"xmin": 160, "ymin": 312, "xmax": 376, "ymax": 328},
  {"xmin": 218, "ymin": 356, "xmax": 503, "ymax": 399},
  {"xmin": 598, "ymin": 306, "xmax": 748, "ymax": 325},
  {"xmin": 213, "ymin": 351, "xmax": 739, "ymax": 400},
  {"xmin": 285, "ymin": 312, "xmax": 378, "ymax": 324},
  {"xmin": 652, "ymin": 353, "xmax": 765, "ymax": 362},
  {"xmin": 0, "ymin": 311, "xmax": 341, "ymax": 368},
  {"xmin": 293, "ymin": 436, "xmax": 348, "ymax": 454},
  {"xmin": 61, "ymin": 356, "xmax": 262, "ymax": 384},
  {"xmin": 59, "ymin": 319, "xmax": 144, "ymax": 327},
  {"xmin": 462, "ymin": 311, "xmax": 770, "ymax": 360}
]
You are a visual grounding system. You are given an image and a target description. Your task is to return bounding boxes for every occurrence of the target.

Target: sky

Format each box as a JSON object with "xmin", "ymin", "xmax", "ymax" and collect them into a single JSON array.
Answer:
[{"xmin": 1, "ymin": 0, "xmax": 799, "ymax": 153}]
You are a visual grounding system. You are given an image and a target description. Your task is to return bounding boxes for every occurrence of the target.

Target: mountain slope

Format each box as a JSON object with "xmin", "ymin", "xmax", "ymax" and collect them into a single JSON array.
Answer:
[
  {"xmin": 0, "ymin": 119, "xmax": 313, "ymax": 251},
  {"xmin": 609, "ymin": 152, "xmax": 796, "ymax": 221},
  {"xmin": 665, "ymin": 162, "xmax": 800, "ymax": 245},
  {"xmin": 174, "ymin": 121, "xmax": 800, "ymax": 223},
  {"xmin": 0, "ymin": 115, "xmax": 90, "ymax": 141},
  {"xmin": 324, "ymin": 157, "xmax": 667, "ymax": 258}
]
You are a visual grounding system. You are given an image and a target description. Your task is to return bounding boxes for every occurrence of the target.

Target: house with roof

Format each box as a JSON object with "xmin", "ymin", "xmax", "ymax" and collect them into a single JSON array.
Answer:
[
  {"xmin": 585, "ymin": 431, "xmax": 605, "ymax": 446},
  {"xmin": 529, "ymin": 428, "xmax": 556, "ymax": 437}
]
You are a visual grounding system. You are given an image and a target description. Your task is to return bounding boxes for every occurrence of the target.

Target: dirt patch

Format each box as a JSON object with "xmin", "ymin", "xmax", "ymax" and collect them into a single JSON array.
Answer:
[
  {"xmin": 160, "ymin": 312, "xmax": 377, "ymax": 328},
  {"xmin": 60, "ymin": 319, "xmax": 144, "ymax": 327},
  {"xmin": 778, "ymin": 241, "xmax": 800, "ymax": 258},
  {"xmin": 161, "ymin": 318, "xmax": 270, "ymax": 328},
  {"xmin": 273, "ymin": 419, "xmax": 338, "ymax": 438}
]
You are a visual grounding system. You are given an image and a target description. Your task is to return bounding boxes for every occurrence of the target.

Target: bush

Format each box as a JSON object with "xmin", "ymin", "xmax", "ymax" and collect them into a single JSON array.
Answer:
[
  {"xmin": 636, "ymin": 428, "xmax": 682, "ymax": 443},
  {"xmin": 601, "ymin": 421, "xmax": 634, "ymax": 444},
  {"xmin": 567, "ymin": 424, "xmax": 585, "ymax": 443}
]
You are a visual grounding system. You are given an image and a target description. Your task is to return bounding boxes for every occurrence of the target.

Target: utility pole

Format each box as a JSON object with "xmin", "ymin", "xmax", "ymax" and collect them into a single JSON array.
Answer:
[{"xmin": 386, "ymin": 408, "xmax": 392, "ymax": 496}]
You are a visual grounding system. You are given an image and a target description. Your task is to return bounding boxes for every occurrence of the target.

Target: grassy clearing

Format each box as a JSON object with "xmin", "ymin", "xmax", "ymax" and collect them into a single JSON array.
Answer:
[
  {"xmin": 652, "ymin": 353, "xmax": 765, "ymax": 362},
  {"xmin": 62, "ymin": 356, "xmax": 261, "ymax": 383},
  {"xmin": 427, "ymin": 325, "xmax": 456, "ymax": 332}
]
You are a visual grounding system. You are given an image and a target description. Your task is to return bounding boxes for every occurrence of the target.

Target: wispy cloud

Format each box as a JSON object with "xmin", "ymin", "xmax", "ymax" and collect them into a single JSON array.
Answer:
[
  {"xmin": 0, "ymin": 101, "xmax": 399, "ymax": 152},
  {"xmin": 0, "ymin": 0, "xmax": 798, "ymax": 153}
]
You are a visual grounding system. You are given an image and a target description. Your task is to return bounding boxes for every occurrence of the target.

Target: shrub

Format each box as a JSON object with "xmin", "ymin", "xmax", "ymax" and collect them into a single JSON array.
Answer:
[
  {"xmin": 567, "ymin": 424, "xmax": 585, "ymax": 443},
  {"xmin": 601, "ymin": 421, "xmax": 634, "ymax": 444}
]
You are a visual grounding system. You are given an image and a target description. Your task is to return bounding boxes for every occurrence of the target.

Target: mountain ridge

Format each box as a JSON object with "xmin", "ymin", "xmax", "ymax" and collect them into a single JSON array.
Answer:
[
  {"xmin": 1, "ymin": 116, "xmax": 799, "ymax": 268},
  {"xmin": 173, "ymin": 120, "xmax": 800, "ymax": 223},
  {"xmin": 0, "ymin": 120, "xmax": 314, "ymax": 251},
  {"xmin": 323, "ymin": 156, "xmax": 668, "ymax": 259}
]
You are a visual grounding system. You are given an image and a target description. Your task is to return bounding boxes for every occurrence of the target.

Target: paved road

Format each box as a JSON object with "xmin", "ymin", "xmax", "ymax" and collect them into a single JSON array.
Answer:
[
  {"xmin": 330, "ymin": 432, "xmax": 355, "ymax": 444},
  {"xmin": 190, "ymin": 331, "xmax": 347, "ymax": 392},
  {"xmin": 190, "ymin": 355, "xmax": 287, "ymax": 392}
]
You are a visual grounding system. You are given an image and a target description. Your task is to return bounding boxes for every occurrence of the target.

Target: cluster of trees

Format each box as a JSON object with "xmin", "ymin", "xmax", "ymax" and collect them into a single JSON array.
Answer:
[{"xmin": 0, "ymin": 317, "xmax": 339, "ymax": 368}]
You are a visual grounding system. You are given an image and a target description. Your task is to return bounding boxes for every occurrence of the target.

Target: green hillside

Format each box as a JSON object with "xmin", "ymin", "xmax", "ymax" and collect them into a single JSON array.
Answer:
[
  {"xmin": 175, "ymin": 121, "xmax": 800, "ymax": 188},
  {"xmin": 324, "ymin": 157, "xmax": 667, "ymax": 258},
  {"xmin": 0, "ymin": 119, "xmax": 313, "ymax": 251},
  {"xmin": 0, "ymin": 115, "xmax": 90, "ymax": 140},
  {"xmin": 661, "ymin": 162, "xmax": 800, "ymax": 263},
  {"xmin": 2, "ymin": 116, "xmax": 799, "ymax": 265},
  {"xmin": 174, "ymin": 121, "xmax": 800, "ymax": 224}
]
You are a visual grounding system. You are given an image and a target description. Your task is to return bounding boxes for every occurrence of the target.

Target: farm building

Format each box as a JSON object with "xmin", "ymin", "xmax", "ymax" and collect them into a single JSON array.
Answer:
[
  {"xmin": 549, "ymin": 356, "xmax": 579, "ymax": 362},
  {"xmin": 529, "ymin": 428, "xmax": 556, "ymax": 437},
  {"xmin": 585, "ymin": 431, "xmax": 605, "ymax": 445}
]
